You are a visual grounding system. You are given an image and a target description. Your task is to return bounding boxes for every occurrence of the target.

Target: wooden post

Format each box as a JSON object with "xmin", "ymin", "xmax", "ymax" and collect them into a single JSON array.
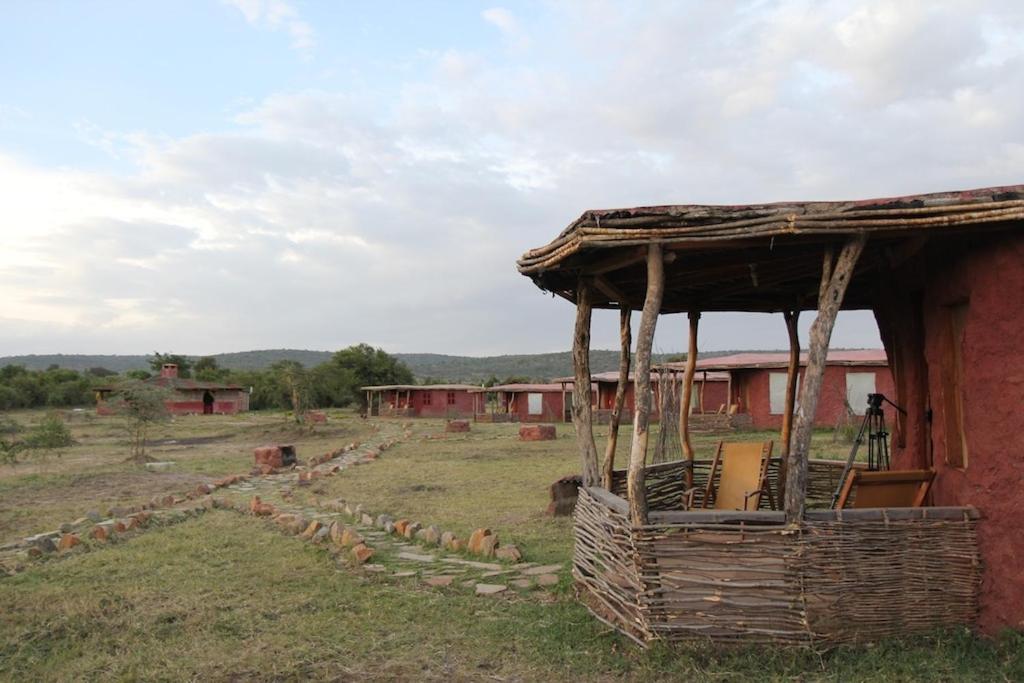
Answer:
[
  {"xmin": 785, "ymin": 235, "xmax": 867, "ymax": 523},
  {"xmin": 572, "ymin": 282, "xmax": 601, "ymax": 487},
  {"xmin": 778, "ymin": 309, "xmax": 800, "ymax": 504},
  {"xmin": 627, "ymin": 244, "xmax": 665, "ymax": 525},
  {"xmin": 679, "ymin": 311, "xmax": 700, "ymax": 487},
  {"xmin": 601, "ymin": 306, "xmax": 632, "ymax": 489}
]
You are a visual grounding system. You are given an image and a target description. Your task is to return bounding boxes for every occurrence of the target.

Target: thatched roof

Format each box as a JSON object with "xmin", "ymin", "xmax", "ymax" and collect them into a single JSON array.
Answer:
[{"xmin": 517, "ymin": 184, "xmax": 1024, "ymax": 313}]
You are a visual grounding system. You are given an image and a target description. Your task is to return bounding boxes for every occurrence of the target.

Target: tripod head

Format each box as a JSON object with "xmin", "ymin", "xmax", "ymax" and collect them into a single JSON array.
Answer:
[{"xmin": 865, "ymin": 393, "xmax": 884, "ymax": 415}]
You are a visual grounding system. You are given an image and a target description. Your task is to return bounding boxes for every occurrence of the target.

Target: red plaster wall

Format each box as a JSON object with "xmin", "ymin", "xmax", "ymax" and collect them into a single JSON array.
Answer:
[
  {"xmin": 884, "ymin": 232, "xmax": 1024, "ymax": 634},
  {"xmin": 594, "ymin": 380, "xmax": 727, "ymax": 421},
  {"xmin": 505, "ymin": 391, "xmax": 564, "ymax": 423},
  {"xmin": 731, "ymin": 366, "xmax": 894, "ymax": 430},
  {"xmin": 404, "ymin": 389, "xmax": 475, "ymax": 418}
]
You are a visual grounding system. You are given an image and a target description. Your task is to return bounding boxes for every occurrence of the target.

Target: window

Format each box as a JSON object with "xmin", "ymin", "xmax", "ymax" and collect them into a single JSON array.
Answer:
[
  {"xmin": 422, "ymin": 392, "xmax": 432, "ymax": 406},
  {"xmin": 446, "ymin": 391, "xmax": 456, "ymax": 405},
  {"xmin": 846, "ymin": 373, "xmax": 876, "ymax": 415},
  {"xmin": 527, "ymin": 393, "xmax": 543, "ymax": 415},
  {"xmin": 769, "ymin": 372, "xmax": 799, "ymax": 414},
  {"xmin": 942, "ymin": 303, "xmax": 969, "ymax": 468}
]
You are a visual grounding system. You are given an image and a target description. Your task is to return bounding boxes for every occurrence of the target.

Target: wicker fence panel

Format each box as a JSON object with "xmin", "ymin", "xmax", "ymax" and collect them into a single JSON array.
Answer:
[
  {"xmin": 572, "ymin": 488, "xmax": 648, "ymax": 644},
  {"xmin": 800, "ymin": 514, "xmax": 980, "ymax": 643},
  {"xmin": 632, "ymin": 522, "xmax": 811, "ymax": 644}
]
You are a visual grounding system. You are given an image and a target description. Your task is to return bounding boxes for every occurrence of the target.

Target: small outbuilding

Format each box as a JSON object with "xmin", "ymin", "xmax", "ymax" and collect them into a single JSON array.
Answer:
[
  {"xmin": 362, "ymin": 384, "xmax": 478, "ymax": 418},
  {"xmin": 665, "ymin": 350, "xmax": 894, "ymax": 429},
  {"xmin": 95, "ymin": 363, "xmax": 249, "ymax": 415},
  {"xmin": 472, "ymin": 382, "xmax": 587, "ymax": 423}
]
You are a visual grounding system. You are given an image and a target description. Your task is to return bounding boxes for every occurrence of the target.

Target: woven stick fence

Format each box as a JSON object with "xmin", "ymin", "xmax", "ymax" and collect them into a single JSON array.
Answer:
[{"xmin": 574, "ymin": 486, "xmax": 980, "ymax": 647}]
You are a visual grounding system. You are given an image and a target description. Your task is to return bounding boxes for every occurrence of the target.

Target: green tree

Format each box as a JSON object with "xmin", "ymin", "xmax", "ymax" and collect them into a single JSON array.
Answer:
[
  {"xmin": 115, "ymin": 382, "xmax": 171, "ymax": 462},
  {"xmin": 148, "ymin": 352, "xmax": 192, "ymax": 378},
  {"xmin": 314, "ymin": 344, "xmax": 413, "ymax": 409},
  {"xmin": 125, "ymin": 369, "xmax": 152, "ymax": 381},
  {"xmin": 193, "ymin": 356, "xmax": 228, "ymax": 382},
  {"xmin": 270, "ymin": 360, "xmax": 311, "ymax": 423}
]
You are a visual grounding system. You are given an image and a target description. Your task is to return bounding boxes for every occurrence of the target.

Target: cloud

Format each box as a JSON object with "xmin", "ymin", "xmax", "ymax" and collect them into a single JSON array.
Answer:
[
  {"xmin": 482, "ymin": 7, "xmax": 530, "ymax": 50},
  {"xmin": 224, "ymin": 0, "xmax": 315, "ymax": 53},
  {"xmin": 2, "ymin": 1, "xmax": 1023, "ymax": 357}
]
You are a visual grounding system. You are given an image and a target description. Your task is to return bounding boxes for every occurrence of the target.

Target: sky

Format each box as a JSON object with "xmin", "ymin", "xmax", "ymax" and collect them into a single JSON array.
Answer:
[{"xmin": 1, "ymin": 0, "xmax": 1022, "ymax": 358}]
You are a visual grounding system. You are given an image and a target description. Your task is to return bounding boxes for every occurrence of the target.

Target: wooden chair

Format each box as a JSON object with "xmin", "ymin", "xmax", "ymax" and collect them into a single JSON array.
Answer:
[
  {"xmin": 834, "ymin": 469, "xmax": 935, "ymax": 509},
  {"xmin": 687, "ymin": 441, "xmax": 774, "ymax": 511}
]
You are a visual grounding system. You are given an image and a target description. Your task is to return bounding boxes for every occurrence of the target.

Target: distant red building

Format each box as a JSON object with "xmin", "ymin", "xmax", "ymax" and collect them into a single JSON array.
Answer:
[
  {"xmin": 362, "ymin": 384, "xmax": 478, "ymax": 418},
  {"xmin": 552, "ymin": 371, "xmax": 729, "ymax": 423},
  {"xmin": 95, "ymin": 363, "xmax": 250, "ymax": 415},
  {"xmin": 472, "ymin": 383, "xmax": 585, "ymax": 423},
  {"xmin": 673, "ymin": 350, "xmax": 894, "ymax": 430}
]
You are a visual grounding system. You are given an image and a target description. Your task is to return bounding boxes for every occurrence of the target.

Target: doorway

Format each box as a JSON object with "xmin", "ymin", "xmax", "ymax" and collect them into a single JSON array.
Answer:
[{"xmin": 202, "ymin": 391, "xmax": 214, "ymax": 415}]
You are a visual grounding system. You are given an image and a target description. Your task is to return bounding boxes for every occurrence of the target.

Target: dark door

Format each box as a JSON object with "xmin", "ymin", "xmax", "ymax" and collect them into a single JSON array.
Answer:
[{"xmin": 203, "ymin": 391, "xmax": 215, "ymax": 414}]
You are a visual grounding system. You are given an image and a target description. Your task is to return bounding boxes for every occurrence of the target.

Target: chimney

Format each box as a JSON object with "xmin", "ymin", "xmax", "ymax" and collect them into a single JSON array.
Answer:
[{"xmin": 160, "ymin": 363, "xmax": 179, "ymax": 379}]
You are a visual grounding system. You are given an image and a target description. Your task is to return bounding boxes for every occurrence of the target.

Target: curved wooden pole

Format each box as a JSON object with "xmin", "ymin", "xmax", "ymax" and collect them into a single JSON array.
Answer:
[
  {"xmin": 679, "ymin": 311, "xmax": 700, "ymax": 487},
  {"xmin": 572, "ymin": 282, "xmax": 600, "ymax": 487},
  {"xmin": 778, "ymin": 309, "xmax": 800, "ymax": 505},
  {"xmin": 601, "ymin": 306, "xmax": 632, "ymax": 489},
  {"xmin": 627, "ymin": 244, "xmax": 665, "ymax": 525},
  {"xmin": 785, "ymin": 235, "xmax": 866, "ymax": 523}
]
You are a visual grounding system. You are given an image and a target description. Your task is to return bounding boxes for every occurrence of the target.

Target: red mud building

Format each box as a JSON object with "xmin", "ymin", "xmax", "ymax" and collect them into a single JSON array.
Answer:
[
  {"xmin": 362, "ymin": 384, "xmax": 477, "ymax": 418},
  {"xmin": 551, "ymin": 371, "xmax": 730, "ymax": 423},
  {"xmin": 669, "ymin": 350, "xmax": 894, "ymax": 430},
  {"xmin": 472, "ymin": 383, "xmax": 586, "ymax": 423},
  {"xmin": 95, "ymin": 363, "xmax": 249, "ymax": 415},
  {"xmin": 518, "ymin": 183, "xmax": 1024, "ymax": 639}
]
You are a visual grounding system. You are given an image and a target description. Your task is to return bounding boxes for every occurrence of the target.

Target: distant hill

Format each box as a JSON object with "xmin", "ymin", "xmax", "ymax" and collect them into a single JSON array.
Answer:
[{"xmin": 0, "ymin": 348, "xmax": 749, "ymax": 382}]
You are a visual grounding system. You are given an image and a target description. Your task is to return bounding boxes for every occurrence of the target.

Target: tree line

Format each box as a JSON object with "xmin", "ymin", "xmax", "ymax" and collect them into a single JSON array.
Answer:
[{"xmin": 0, "ymin": 344, "xmax": 414, "ymax": 411}]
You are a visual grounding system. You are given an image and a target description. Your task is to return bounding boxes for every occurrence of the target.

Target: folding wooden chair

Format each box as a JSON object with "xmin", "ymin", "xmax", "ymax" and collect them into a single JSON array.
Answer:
[
  {"xmin": 687, "ymin": 441, "xmax": 775, "ymax": 511},
  {"xmin": 834, "ymin": 469, "xmax": 935, "ymax": 509}
]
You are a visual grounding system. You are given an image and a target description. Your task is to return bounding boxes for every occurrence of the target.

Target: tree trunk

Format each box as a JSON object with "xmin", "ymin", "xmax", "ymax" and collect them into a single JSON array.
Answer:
[
  {"xmin": 785, "ymin": 235, "xmax": 867, "ymax": 523},
  {"xmin": 601, "ymin": 306, "xmax": 631, "ymax": 489},
  {"xmin": 572, "ymin": 282, "xmax": 600, "ymax": 487},
  {"xmin": 627, "ymin": 244, "xmax": 665, "ymax": 525},
  {"xmin": 679, "ymin": 311, "xmax": 700, "ymax": 487},
  {"xmin": 778, "ymin": 309, "xmax": 800, "ymax": 504}
]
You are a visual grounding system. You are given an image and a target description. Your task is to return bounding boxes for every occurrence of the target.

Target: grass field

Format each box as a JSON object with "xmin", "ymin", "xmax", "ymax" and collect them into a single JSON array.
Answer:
[{"xmin": 1, "ymin": 409, "xmax": 1021, "ymax": 681}]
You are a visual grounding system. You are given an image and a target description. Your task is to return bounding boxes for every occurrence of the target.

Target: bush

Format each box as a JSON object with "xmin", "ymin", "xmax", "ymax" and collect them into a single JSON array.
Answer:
[{"xmin": 23, "ymin": 414, "xmax": 74, "ymax": 450}]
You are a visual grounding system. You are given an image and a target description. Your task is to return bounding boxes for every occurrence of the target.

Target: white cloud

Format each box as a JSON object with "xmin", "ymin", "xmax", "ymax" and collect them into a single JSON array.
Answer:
[
  {"xmin": 482, "ymin": 7, "xmax": 531, "ymax": 50},
  {"xmin": 2, "ymin": 1, "xmax": 1024, "ymax": 357},
  {"xmin": 224, "ymin": 0, "xmax": 315, "ymax": 53}
]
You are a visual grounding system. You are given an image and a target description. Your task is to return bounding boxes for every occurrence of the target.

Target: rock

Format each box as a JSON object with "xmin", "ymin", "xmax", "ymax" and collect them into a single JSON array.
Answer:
[
  {"xmin": 475, "ymin": 583, "xmax": 508, "ymax": 596},
  {"xmin": 383, "ymin": 521, "xmax": 396, "ymax": 535},
  {"xmin": 467, "ymin": 528, "xmax": 493, "ymax": 554},
  {"xmin": 375, "ymin": 514, "xmax": 393, "ymax": 529},
  {"xmin": 312, "ymin": 526, "xmax": 330, "ymax": 543},
  {"xmin": 351, "ymin": 543, "xmax": 375, "ymax": 564},
  {"xmin": 441, "ymin": 558, "xmax": 502, "ymax": 571},
  {"xmin": 392, "ymin": 571, "xmax": 418, "ymax": 578},
  {"xmin": 59, "ymin": 522, "xmax": 73, "ymax": 534},
  {"xmin": 449, "ymin": 538, "xmax": 465, "ymax": 552},
  {"xmin": 32, "ymin": 537, "xmax": 57, "ymax": 553},
  {"xmin": 86, "ymin": 510, "xmax": 102, "ymax": 523},
  {"xmin": 361, "ymin": 513, "xmax": 375, "ymax": 526},
  {"xmin": 300, "ymin": 521, "xmax": 323, "ymax": 540},
  {"xmin": 419, "ymin": 525, "xmax": 441, "ymax": 546},
  {"xmin": 108, "ymin": 506, "xmax": 129, "ymax": 518},
  {"xmin": 440, "ymin": 531, "xmax": 456, "ymax": 549},
  {"xmin": 195, "ymin": 484, "xmax": 213, "ymax": 496},
  {"xmin": 547, "ymin": 474, "xmax": 583, "ymax": 516},
  {"xmin": 403, "ymin": 522, "xmax": 422, "ymax": 539},
  {"xmin": 132, "ymin": 511, "xmax": 152, "ymax": 526},
  {"xmin": 113, "ymin": 519, "xmax": 129, "ymax": 533},
  {"xmin": 394, "ymin": 519, "xmax": 410, "ymax": 536},
  {"xmin": 90, "ymin": 525, "xmax": 110, "ymax": 542},
  {"xmin": 477, "ymin": 534, "xmax": 499, "ymax": 558},
  {"xmin": 445, "ymin": 420, "xmax": 470, "ymax": 433},
  {"xmin": 523, "ymin": 564, "xmax": 563, "ymax": 576},
  {"xmin": 397, "ymin": 551, "xmax": 436, "ymax": 563},
  {"xmin": 160, "ymin": 495, "xmax": 177, "ymax": 508},
  {"xmin": 495, "ymin": 545, "xmax": 522, "ymax": 562},
  {"xmin": 71, "ymin": 517, "xmax": 90, "ymax": 527},
  {"xmin": 254, "ymin": 444, "xmax": 296, "ymax": 469},
  {"xmin": 340, "ymin": 528, "xmax": 364, "ymax": 548},
  {"xmin": 362, "ymin": 564, "xmax": 387, "ymax": 573},
  {"xmin": 201, "ymin": 497, "xmax": 216, "ymax": 510},
  {"xmin": 57, "ymin": 533, "xmax": 81, "ymax": 551},
  {"xmin": 519, "ymin": 424, "xmax": 556, "ymax": 441},
  {"xmin": 535, "ymin": 574, "xmax": 559, "ymax": 587},
  {"xmin": 424, "ymin": 575, "xmax": 455, "ymax": 587},
  {"xmin": 329, "ymin": 521, "xmax": 345, "ymax": 544}
]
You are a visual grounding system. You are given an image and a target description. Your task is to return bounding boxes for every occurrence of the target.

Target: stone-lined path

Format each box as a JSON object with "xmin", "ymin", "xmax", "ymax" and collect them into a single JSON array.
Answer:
[{"xmin": 2, "ymin": 420, "xmax": 565, "ymax": 597}]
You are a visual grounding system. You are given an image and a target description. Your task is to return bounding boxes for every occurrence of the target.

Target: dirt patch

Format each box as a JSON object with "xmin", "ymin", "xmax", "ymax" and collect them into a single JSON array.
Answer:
[
  {"xmin": 149, "ymin": 434, "xmax": 236, "ymax": 447},
  {"xmin": 401, "ymin": 484, "xmax": 447, "ymax": 494}
]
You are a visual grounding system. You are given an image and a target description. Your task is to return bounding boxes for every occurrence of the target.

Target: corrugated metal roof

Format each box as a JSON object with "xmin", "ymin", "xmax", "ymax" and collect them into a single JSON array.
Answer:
[
  {"xmin": 552, "ymin": 370, "xmax": 729, "ymax": 383},
  {"xmin": 470, "ymin": 382, "xmax": 592, "ymax": 393},
  {"xmin": 361, "ymin": 384, "xmax": 480, "ymax": 391},
  {"xmin": 666, "ymin": 349, "xmax": 889, "ymax": 371}
]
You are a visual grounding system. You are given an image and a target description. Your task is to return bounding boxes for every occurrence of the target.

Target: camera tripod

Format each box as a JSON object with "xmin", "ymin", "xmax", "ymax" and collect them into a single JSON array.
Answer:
[{"xmin": 829, "ymin": 393, "xmax": 902, "ymax": 508}]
